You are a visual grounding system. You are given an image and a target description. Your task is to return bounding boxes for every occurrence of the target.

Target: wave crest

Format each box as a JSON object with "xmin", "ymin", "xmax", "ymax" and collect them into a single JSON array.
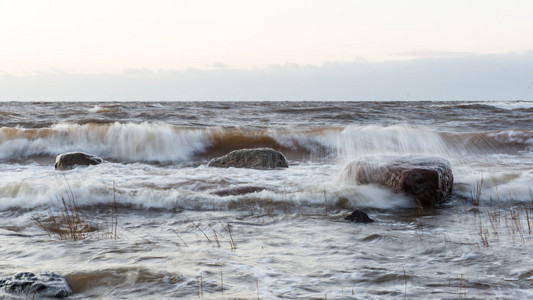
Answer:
[
  {"xmin": 0, "ymin": 123, "xmax": 210, "ymax": 162},
  {"xmin": 1, "ymin": 123, "xmax": 531, "ymax": 163}
]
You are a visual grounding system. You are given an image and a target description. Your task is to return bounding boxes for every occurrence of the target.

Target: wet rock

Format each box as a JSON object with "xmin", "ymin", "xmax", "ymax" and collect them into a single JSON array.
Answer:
[
  {"xmin": 212, "ymin": 186, "xmax": 266, "ymax": 197},
  {"xmin": 0, "ymin": 272, "xmax": 72, "ymax": 298},
  {"xmin": 55, "ymin": 152, "xmax": 103, "ymax": 170},
  {"xmin": 344, "ymin": 210, "xmax": 374, "ymax": 223},
  {"xmin": 342, "ymin": 157, "xmax": 453, "ymax": 207},
  {"xmin": 207, "ymin": 148, "xmax": 288, "ymax": 169}
]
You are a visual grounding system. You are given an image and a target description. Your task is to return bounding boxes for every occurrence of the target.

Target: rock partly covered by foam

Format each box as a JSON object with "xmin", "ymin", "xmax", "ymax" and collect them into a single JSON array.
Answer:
[
  {"xmin": 207, "ymin": 148, "xmax": 288, "ymax": 169},
  {"xmin": 212, "ymin": 186, "xmax": 266, "ymax": 197},
  {"xmin": 0, "ymin": 272, "xmax": 72, "ymax": 298},
  {"xmin": 342, "ymin": 157, "xmax": 453, "ymax": 207},
  {"xmin": 344, "ymin": 210, "xmax": 374, "ymax": 223},
  {"xmin": 55, "ymin": 152, "xmax": 103, "ymax": 170}
]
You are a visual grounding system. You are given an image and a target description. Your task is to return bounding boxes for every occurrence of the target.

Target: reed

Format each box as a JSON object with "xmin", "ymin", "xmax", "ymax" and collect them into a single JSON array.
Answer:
[
  {"xmin": 171, "ymin": 229, "xmax": 189, "ymax": 247},
  {"xmin": 324, "ymin": 190, "xmax": 328, "ymax": 216},
  {"xmin": 256, "ymin": 279, "xmax": 260, "ymax": 300},
  {"xmin": 465, "ymin": 195, "xmax": 532, "ymax": 249},
  {"xmin": 33, "ymin": 194, "xmax": 89, "ymax": 241},
  {"xmin": 225, "ymin": 223, "xmax": 237, "ymax": 250},
  {"xmin": 470, "ymin": 176, "xmax": 483, "ymax": 208},
  {"xmin": 525, "ymin": 204, "xmax": 531, "ymax": 234},
  {"xmin": 186, "ymin": 216, "xmax": 211, "ymax": 242},
  {"xmin": 209, "ymin": 224, "xmax": 221, "ymax": 247},
  {"xmin": 196, "ymin": 275, "xmax": 202, "ymax": 298},
  {"xmin": 477, "ymin": 214, "xmax": 490, "ymax": 248},
  {"xmin": 457, "ymin": 175, "xmax": 533, "ymax": 249},
  {"xmin": 112, "ymin": 181, "xmax": 118, "ymax": 239},
  {"xmin": 183, "ymin": 218, "xmax": 238, "ymax": 251},
  {"xmin": 34, "ymin": 180, "xmax": 118, "ymax": 241},
  {"xmin": 458, "ymin": 273, "xmax": 465, "ymax": 299},
  {"xmin": 402, "ymin": 266, "xmax": 407, "ymax": 300},
  {"xmin": 200, "ymin": 274, "xmax": 204, "ymax": 298},
  {"xmin": 220, "ymin": 270, "xmax": 224, "ymax": 296}
]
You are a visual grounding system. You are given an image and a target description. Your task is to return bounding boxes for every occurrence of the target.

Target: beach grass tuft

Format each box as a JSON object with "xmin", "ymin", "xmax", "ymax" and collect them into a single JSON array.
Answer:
[
  {"xmin": 470, "ymin": 175, "xmax": 483, "ymax": 208},
  {"xmin": 34, "ymin": 179, "xmax": 118, "ymax": 241}
]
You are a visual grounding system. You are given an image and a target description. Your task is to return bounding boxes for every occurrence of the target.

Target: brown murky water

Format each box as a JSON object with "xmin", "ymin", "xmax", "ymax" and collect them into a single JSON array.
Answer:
[{"xmin": 1, "ymin": 101, "xmax": 532, "ymax": 298}]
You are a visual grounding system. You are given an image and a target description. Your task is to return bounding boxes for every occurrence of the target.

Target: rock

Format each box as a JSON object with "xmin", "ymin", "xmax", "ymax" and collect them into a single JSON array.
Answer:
[
  {"xmin": 207, "ymin": 148, "xmax": 288, "ymax": 169},
  {"xmin": 55, "ymin": 152, "xmax": 103, "ymax": 170},
  {"xmin": 344, "ymin": 210, "xmax": 374, "ymax": 223},
  {"xmin": 212, "ymin": 186, "xmax": 266, "ymax": 197},
  {"xmin": 342, "ymin": 157, "xmax": 453, "ymax": 206},
  {"xmin": 0, "ymin": 272, "xmax": 72, "ymax": 297}
]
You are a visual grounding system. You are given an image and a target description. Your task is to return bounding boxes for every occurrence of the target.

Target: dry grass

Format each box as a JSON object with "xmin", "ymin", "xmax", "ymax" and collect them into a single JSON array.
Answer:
[
  {"xmin": 178, "ymin": 218, "xmax": 237, "ymax": 250},
  {"xmin": 34, "ymin": 180, "xmax": 118, "ymax": 241},
  {"xmin": 470, "ymin": 175, "xmax": 484, "ymax": 208},
  {"xmin": 457, "ymin": 177, "xmax": 532, "ymax": 248},
  {"xmin": 464, "ymin": 192, "xmax": 532, "ymax": 248},
  {"xmin": 225, "ymin": 223, "xmax": 237, "ymax": 250}
]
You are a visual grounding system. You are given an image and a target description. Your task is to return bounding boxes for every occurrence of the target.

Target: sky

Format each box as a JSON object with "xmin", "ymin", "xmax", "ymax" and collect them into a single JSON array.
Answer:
[{"xmin": 1, "ymin": 0, "xmax": 532, "ymax": 101}]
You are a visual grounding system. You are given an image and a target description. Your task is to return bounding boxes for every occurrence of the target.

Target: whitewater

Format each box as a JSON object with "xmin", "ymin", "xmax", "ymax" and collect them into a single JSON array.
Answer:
[{"xmin": 0, "ymin": 101, "xmax": 532, "ymax": 299}]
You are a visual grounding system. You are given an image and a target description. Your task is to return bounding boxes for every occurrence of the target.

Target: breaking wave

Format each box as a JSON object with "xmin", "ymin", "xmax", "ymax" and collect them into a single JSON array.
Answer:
[
  {"xmin": 0, "ymin": 122, "xmax": 531, "ymax": 163},
  {"xmin": 480, "ymin": 100, "xmax": 533, "ymax": 110},
  {"xmin": 0, "ymin": 123, "xmax": 210, "ymax": 162}
]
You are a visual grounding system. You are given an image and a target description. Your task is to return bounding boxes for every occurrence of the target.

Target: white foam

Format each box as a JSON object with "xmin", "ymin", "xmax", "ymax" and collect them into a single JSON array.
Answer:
[
  {"xmin": 0, "ymin": 122, "xmax": 211, "ymax": 162},
  {"xmin": 274, "ymin": 125, "xmax": 451, "ymax": 162},
  {"xmin": 88, "ymin": 105, "xmax": 110, "ymax": 113},
  {"xmin": 0, "ymin": 159, "xmax": 417, "ymax": 211},
  {"xmin": 453, "ymin": 164, "xmax": 533, "ymax": 203},
  {"xmin": 482, "ymin": 100, "xmax": 533, "ymax": 110}
]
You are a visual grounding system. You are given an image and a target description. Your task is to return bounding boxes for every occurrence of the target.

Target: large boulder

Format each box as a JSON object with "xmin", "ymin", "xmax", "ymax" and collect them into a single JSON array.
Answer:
[
  {"xmin": 0, "ymin": 272, "xmax": 72, "ymax": 297},
  {"xmin": 55, "ymin": 152, "xmax": 103, "ymax": 170},
  {"xmin": 207, "ymin": 148, "xmax": 288, "ymax": 169},
  {"xmin": 342, "ymin": 157, "xmax": 453, "ymax": 206}
]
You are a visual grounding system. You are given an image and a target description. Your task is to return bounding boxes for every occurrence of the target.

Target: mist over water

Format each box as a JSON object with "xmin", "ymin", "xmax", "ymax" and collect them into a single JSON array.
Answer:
[{"xmin": 1, "ymin": 101, "xmax": 532, "ymax": 299}]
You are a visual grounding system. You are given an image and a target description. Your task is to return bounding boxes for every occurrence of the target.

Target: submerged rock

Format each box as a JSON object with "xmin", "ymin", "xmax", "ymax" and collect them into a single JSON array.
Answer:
[
  {"xmin": 342, "ymin": 157, "xmax": 453, "ymax": 207},
  {"xmin": 212, "ymin": 186, "xmax": 266, "ymax": 197},
  {"xmin": 55, "ymin": 152, "xmax": 104, "ymax": 170},
  {"xmin": 207, "ymin": 148, "xmax": 288, "ymax": 169},
  {"xmin": 344, "ymin": 210, "xmax": 374, "ymax": 223},
  {"xmin": 0, "ymin": 272, "xmax": 72, "ymax": 298}
]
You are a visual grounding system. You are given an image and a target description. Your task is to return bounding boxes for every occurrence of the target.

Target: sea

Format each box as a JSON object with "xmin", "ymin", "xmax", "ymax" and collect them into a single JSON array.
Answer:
[{"xmin": 0, "ymin": 101, "xmax": 532, "ymax": 299}]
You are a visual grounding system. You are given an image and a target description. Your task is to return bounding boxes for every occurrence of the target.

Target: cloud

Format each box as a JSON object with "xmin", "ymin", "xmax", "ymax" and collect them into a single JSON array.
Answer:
[
  {"xmin": 1, "ymin": 52, "xmax": 532, "ymax": 101},
  {"xmin": 392, "ymin": 50, "xmax": 475, "ymax": 58},
  {"xmin": 212, "ymin": 62, "xmax": 229, "ymax": 69}
]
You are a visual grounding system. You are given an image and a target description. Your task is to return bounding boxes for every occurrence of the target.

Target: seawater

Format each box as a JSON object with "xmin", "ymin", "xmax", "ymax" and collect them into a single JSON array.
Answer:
[{"xmin": 0, "ymin": 101, "xmax": 532, "ymax": 299}]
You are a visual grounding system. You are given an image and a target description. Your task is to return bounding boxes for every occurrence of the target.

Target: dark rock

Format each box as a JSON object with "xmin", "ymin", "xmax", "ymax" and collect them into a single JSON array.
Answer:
[
  {"xmin": 0, "ymin": 272, "xmax": 72, "ymax": 297},
  {"xmin": 344, "ymin": 210, "xmax": 374, "ymax": 223},
  {"xmin": 342, "ymin": 157, "xmax": 453, "ymax": 207},
  {"xmin": 55, "ymin": 152, "xmax": 103, "ymax": 170},
  {"xmin": 212, "ymin": 186, "xmax": 266, "ymax": 197},
  {"xmin": 207, "ymin": 148, "xmax": 288, "ymax": 169}
]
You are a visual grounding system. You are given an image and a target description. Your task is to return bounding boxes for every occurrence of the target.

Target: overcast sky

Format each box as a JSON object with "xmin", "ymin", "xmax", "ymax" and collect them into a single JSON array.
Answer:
[{"xmin": 1, "ymin": 0, "xmax": 532, "ymax": 101}]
